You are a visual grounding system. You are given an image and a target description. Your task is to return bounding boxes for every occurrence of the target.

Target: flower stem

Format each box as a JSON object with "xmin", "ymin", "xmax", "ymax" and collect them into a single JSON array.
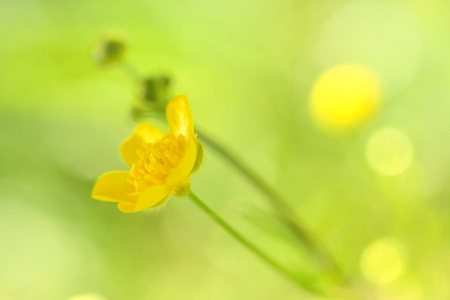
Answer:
[
  {"xmin": 188, "ymin": 190, "xmax": 323, "ymax": 294},
  {"xmin": 195, "ymin": 128, "xmax": 345, "ymax": 282},
  {"xmin": 121, "ymin": 61, "xmax": 142, "ymax": 81}
]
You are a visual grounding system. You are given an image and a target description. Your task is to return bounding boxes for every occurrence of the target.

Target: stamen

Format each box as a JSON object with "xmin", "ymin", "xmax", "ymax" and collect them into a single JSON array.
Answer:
[{"xmin": 129, "ymin": 132, "xmax": 186, "ymax": 191}]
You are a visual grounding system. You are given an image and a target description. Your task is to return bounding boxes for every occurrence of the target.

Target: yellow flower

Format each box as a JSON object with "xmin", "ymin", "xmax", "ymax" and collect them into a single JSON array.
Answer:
[{"xmin": 92, "ymin": 95, "xmax": 201, "ymax": 213}]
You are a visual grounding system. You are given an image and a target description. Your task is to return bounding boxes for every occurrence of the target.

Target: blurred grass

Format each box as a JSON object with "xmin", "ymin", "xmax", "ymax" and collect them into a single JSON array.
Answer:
[{"xmin": 1, "ymin": 0, "xmax": 450, "ymax": 299}]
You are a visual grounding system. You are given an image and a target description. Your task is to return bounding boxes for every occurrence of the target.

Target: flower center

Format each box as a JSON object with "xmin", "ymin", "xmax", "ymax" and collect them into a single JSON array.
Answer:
[{"xmin": 128, "ymin": 133, "xmax": 186, "ymax": 191}]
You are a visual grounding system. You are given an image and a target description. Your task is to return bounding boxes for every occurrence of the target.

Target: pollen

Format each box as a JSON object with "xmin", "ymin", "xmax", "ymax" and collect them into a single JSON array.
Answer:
[{"xmin": 128, "ymin": 133, "xmax": 186, "ymax": 191}]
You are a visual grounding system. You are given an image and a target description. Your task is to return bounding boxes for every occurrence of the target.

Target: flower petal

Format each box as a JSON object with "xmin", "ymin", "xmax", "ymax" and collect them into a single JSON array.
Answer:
[
  {"xmin": 92, "ymin": 171, "xmax": 137, "ymax": 203},
  {"xmin": 117, "ymin": 201, "xmax": 136, "ymax": 213},
  {"xmin": 118, "ymin": 185, "xmax": 168, "ymax": 213},
  {"xmin": 165, "ymin": 137, "xmax": 197, "ymax": 189},
  {"xmin": 120, "ymin": 123, "xmax": 164, "ymax": 166},
  {"xmin": 166, "ymin": 95, "xmax": 194, "ymax": 138}
]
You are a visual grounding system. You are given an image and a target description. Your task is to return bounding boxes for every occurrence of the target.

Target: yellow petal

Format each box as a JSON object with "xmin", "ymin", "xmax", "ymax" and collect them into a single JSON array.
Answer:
[
  {"xmin": 117, "ymin": 201, "xmax": 136, "ymax": 213},
  {"xmin": 118, "ymin": 185, "xmax": 168, "ymax": 213},
  {"xmin": 165, "ymin": 137, "xmax": 197, "ymax": 189},
  {"xmin": 166, "ymin": 95, "xmax": 194, "ymax": 138},
  {"xmin": 92, "ymin": 171, "xmax": 137, "ymax": 203},
  {"xmin": 120, "ymin": 123, "xmax": 164, "ymax": 166}
]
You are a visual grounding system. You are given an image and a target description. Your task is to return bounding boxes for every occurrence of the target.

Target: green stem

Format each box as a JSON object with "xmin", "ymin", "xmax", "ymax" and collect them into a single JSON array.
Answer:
[
  {"xmin": 188, "ymin": 191, "xmax": 323, "ymax": 294},
  {"xmin": 195, "ymin": 127, "xmax": 344, "ymax": 281},
  {"xmin": 121, "ymin": 61, "xmax": 142, "ymax": 81}
]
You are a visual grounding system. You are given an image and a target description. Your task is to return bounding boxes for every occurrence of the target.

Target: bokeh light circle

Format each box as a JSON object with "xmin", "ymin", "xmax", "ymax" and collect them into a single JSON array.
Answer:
[
  {"xmin": 366, "ymin": 128, "xmax": 413, "ymax": 176},
  {"xmin": 360, "ymin": 239, "xmax": 405, "ymax": 285},
  {"xmin": 310, "ymin": 64, "xmax": 380, "ymax": 129},
  {"xmin": 68, "ymin": 294, "xmax": 106, "ymax": 300}
]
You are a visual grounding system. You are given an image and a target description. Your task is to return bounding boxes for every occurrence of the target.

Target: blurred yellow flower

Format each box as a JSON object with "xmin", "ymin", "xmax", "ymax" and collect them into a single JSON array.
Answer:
[
  {"xmin": 360, "ymin": 239, "xmax": 405, "ymax": 285},
  {"xmin": 310, "ymin": 64, "xmax": 380, "ymax": 129},
  {"xmin": 92, "ymin": 95, "xmax": 201, "ymax": 213}
]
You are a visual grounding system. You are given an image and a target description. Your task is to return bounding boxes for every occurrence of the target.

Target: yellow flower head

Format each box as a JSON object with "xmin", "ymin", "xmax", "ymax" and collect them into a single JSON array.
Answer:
[{"xmin": 92, "ymin": 95, "xmax": 201, "ymax": 213}]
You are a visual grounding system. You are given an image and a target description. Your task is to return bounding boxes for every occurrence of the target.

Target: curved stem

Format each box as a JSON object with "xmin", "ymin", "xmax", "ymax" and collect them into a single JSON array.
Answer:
[
  {"xmin": 195, "ymin": 127, "xmax": 345, "ymax": 282},
  {"xmin": 188, "ymin": 191, "xmax": 323, "ymax": 295}
]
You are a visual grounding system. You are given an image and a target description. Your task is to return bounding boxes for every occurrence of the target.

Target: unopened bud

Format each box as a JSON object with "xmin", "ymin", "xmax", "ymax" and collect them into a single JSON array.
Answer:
[
  {"xmin": 135, "ymin": 75, "xmax": 172, "ymax": 109},
  {"xmin": 91, "ymin": 31, "xmax": 127, "ymax": 67}
]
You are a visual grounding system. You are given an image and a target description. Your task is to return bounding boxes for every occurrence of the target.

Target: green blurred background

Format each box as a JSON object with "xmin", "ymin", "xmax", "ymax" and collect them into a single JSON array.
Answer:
[{"xmin": 1, "ymin": 0, "xmax": 450, "ymax": 299}]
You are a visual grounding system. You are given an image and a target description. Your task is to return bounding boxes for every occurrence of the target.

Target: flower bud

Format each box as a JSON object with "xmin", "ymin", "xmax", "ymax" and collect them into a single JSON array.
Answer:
[
  {"xmin": 135, "ymin": 75, "xmax": 172, "ymax": 110},
  {"xmin": 91, "ymin": 31, "xmax": 127, "ymax": 67}
]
